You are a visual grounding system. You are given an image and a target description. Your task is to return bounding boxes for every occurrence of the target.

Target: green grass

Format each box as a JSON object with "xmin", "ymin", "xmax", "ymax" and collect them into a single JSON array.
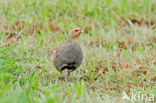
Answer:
[{"xmin": 0, "ymin": 0, "xmax": 156, "ymax": 103}]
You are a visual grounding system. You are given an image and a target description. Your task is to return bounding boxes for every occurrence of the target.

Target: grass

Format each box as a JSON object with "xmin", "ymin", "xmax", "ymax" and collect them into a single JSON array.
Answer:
[{"xmin": 0, "ymin": 0, "xmax": 156, "ymax": 103}]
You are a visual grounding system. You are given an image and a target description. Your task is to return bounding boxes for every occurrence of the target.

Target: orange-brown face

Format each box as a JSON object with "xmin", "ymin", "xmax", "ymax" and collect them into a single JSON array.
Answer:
[{"xmin": 71, "ymin": 27, "xmax": 82, "ymax": 39}]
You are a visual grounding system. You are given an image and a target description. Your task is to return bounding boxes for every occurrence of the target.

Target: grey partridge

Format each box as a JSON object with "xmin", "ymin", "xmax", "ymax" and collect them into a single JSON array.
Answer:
[{"xmin": 53, "ymin": 27, "xmax": 83, "ymax": 84}]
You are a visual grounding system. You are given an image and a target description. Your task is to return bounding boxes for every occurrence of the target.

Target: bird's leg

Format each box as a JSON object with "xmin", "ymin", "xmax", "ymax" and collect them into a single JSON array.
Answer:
[{"xmin": 62, "ymin": 69, "xmax": 69, "ymax": 85}]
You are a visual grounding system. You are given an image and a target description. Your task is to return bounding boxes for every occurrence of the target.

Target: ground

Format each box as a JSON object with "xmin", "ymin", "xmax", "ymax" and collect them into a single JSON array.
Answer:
[{"xmin": 0, "ymin": 0, "xmax": 156, "ymax": 103}]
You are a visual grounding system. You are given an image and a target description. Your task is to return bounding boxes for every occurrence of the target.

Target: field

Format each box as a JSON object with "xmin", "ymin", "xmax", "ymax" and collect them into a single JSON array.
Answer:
[{"xmin": 0, "ymin": 0, "xmax": 156, "ymax": 103}]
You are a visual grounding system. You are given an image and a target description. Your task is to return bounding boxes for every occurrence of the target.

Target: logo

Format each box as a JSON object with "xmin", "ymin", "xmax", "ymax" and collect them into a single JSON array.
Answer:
[{"xmin": 122, "ymin": 89, "xmax": 155, "ymax": 102}]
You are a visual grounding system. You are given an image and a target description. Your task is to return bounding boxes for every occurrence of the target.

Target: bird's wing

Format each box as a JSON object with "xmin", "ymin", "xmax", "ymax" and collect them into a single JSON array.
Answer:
[
  {"xmin": 53, "ymin": 42, "xmax": 74, "ymax": 70},
  {"xmin": 53, "ymin": 41, "xmax": 83, "ymax": 71},
  {"xmin": 60, "ymin": 42, "xmax": 83, "ymax": 67},
  {"xmin": 58, "ymin": 43, "xmax": 75, "ymax": 63}
]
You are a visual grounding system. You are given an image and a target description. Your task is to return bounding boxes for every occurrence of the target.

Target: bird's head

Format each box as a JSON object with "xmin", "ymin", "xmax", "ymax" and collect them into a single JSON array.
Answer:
[{"xmin": 71, "ymin": 27, "xmax": 83, "ymax": 40}]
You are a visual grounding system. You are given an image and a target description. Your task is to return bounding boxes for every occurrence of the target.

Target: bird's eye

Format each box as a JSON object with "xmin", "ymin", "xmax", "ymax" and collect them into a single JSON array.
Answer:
[{"xmin": 75, "ymin": 30, "xmax": 78, "ymax": 32}]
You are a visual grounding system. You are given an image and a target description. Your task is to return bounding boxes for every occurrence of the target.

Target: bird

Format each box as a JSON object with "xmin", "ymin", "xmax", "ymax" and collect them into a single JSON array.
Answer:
[{"xmin": 53, "ymin": 27, "xmax": 83, "ymax": 84}]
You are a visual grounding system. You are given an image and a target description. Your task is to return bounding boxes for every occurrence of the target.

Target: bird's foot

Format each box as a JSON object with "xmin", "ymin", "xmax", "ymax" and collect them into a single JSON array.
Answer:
[
  {"xmin": 65, "ymin": 76, "xmax": 68, "ymax": 85},
  {"xmin": 62, "ymin": 69, "xmax": 69, "ymax": 85}
]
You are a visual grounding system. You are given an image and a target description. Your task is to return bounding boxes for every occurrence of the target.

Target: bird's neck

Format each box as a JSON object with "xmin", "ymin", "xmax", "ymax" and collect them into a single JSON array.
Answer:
[
  {"xmin": 69, "ymin": 36, "xmax": 78, "ymax": 43},
  {"xmin": 73, "ymin": 38, "xmax": 78, "ymax": 42}
]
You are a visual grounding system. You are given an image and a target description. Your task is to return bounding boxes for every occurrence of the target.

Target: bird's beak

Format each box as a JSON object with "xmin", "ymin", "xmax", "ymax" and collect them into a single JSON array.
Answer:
[{"xmin": 80, "ymin": 30, "xmax": 84, "ymax": 33}]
